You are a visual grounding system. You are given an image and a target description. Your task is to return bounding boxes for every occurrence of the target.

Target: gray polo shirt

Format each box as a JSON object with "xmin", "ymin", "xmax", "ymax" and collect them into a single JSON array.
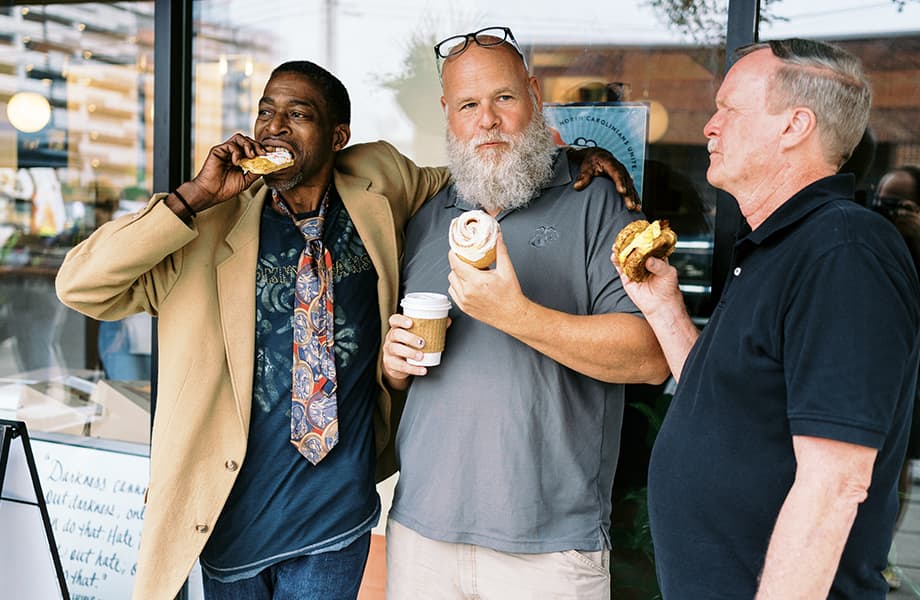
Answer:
[{"xmin": 390, "ymin": 150, "xmax": 642, "ymax": 553}]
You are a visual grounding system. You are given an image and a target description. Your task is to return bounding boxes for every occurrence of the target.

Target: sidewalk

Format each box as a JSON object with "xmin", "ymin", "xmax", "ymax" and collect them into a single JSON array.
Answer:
[{"xmin": 891, "ymin": 470, "xmax": 920, "ymax": 598}]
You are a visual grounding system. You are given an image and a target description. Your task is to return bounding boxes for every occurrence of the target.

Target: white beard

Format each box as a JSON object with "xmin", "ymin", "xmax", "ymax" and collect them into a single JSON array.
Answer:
[{"xmin": 446, "ymin": 112, "xmax": 557, "ymax": 213}]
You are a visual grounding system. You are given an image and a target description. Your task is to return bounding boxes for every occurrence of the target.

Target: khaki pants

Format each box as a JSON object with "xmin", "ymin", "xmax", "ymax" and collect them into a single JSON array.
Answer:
[{"xmin": 386, "ymin": 518, "xmax": 611, "ymax": 600}]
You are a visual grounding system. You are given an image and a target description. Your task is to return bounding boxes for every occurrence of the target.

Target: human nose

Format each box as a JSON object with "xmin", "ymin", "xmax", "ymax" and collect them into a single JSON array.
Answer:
[
  {"xmin": 478, "ymin": 103, "xmax": 499, "ymax": 130},
  {"xmin": 264, "ymin": 112, "xmax": 290, "ymax": 135},
  {"xmin": 703, "ymin": 114, "xmax": 717, "ymax": 139}
]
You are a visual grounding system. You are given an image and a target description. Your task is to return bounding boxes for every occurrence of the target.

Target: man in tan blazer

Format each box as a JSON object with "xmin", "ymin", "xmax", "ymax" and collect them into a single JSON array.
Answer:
[{"xmin": 57, "ymin": 61, "xmax": 450, "ymax": 600}]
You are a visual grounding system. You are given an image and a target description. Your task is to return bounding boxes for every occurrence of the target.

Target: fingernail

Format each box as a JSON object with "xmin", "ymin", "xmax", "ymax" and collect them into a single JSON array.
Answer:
[{"xmin": 417, "ymin": 339, "xmax": 425, "ymax": 348}]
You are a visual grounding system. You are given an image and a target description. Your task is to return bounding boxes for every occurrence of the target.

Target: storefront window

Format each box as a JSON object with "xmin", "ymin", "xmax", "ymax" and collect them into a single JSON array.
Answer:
[{"xmin": 0, "ymin": 2, "xmax": 154, "ymax": 442}]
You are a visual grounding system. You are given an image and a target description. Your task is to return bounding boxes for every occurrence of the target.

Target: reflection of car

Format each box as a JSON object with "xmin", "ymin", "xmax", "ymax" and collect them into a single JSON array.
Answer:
[{"xmin": 671, "ymin": 235, "xmax": 713, "ymax": 321}]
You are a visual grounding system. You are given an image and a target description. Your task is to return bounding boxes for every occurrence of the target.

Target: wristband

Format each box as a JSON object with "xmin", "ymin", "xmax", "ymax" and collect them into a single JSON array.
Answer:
[{"xmin": 172, "ymin": 188, "xmax": 196, "ymax": 218}]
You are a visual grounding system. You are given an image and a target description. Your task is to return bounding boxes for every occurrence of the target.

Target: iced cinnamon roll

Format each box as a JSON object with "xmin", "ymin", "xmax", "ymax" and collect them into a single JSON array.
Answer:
[
  {"xmin": 449, "ymin": 210, "xmax": 500, "ymax": 269},
  {"xmin": 239, "ymin": 149, "xmax": 294, "ymax": 175}
]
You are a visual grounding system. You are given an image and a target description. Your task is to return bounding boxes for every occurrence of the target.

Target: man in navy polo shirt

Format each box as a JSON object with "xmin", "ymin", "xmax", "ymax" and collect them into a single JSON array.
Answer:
[{"xmin": 614, "ymin": 39, "xmax": 920, "ymax": 598}]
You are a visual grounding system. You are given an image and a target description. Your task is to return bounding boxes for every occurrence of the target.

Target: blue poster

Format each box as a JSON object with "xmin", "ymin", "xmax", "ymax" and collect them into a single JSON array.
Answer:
[{"xmin": 543, "ymin": 102, "xmax": 649, "ymax": 201}]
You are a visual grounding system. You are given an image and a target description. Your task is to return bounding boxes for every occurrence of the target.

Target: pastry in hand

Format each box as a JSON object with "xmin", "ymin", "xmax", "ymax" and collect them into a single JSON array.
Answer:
[
  {"xmin": 239, "ymin": 149, "xmax": 294, "ymax": 175},
  {"xmin": 613, "ymin": 219, "xmax": 678, "ymax": 282},
  {"xmin": 449, "ymin": 210, "xmax": 500, "ymax": 269}
]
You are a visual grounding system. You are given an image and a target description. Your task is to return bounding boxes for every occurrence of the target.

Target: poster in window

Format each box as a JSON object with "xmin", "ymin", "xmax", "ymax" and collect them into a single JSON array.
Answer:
[{"xmin": 543, "ymin": 102, "xmax": 650, "ymax": 203}]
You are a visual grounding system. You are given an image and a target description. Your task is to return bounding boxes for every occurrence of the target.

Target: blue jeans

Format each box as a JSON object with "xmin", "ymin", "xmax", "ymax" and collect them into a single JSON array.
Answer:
[{"xmin": 202, "ymin": 532, "xmax": 371, "ymax": 600}]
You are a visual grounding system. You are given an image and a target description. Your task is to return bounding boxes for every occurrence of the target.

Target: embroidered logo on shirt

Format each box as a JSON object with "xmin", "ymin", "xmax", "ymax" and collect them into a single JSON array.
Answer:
[{"xmin": 530, "ymin": 225, "xmax": 560, "ymax": 247}]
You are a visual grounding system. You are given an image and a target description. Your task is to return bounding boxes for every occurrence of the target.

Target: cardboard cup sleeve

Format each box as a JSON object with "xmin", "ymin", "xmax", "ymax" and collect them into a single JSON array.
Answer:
[{"xmin": 407, "ymin": 317, "xmax": 448, "ymax": 353}]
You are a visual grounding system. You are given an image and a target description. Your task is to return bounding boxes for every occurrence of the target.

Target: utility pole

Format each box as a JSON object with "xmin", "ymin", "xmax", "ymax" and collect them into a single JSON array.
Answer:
[{"xmin": 325, "ymin": 0, "xmax": 337, "ymax": 70}]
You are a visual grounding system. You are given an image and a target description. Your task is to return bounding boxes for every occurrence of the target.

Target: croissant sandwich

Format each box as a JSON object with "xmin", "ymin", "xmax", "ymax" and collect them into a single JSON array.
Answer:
[
  {"xmin": 613, "ymin": 219, "xmax": 678, "ymax": 282},
  {"xmin": 239, "ymin": 149, "xmax": 294, "ymax": 175},
  {"xmin": 449, "ymin": 210, "xmax": 500, "ymax": 269}
]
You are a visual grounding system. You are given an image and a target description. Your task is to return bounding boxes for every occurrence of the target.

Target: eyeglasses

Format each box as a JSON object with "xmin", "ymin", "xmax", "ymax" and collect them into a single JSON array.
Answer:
[{"xmin": 433, "ymin": 26, "xmax": 528, "ymax": 79}]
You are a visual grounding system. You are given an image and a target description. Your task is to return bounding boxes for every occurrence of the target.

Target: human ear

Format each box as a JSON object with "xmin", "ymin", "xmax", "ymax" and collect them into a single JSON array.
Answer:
[
  {"xmin": 528, "ymin": 76, "xmax": 543, "ymax": 107},
  {"xmin": 780, "ymin": 107, "xmax": 817, "ymax": 149},
  {"xmin": 332, "ymin": 124, "xmax": 351, "ymax": 152}
]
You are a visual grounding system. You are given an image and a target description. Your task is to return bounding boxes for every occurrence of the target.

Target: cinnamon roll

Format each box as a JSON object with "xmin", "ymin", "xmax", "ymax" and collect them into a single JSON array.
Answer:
[{"xmin": 449, "ymin": 210, "xmax": 500, "ymax": 269}]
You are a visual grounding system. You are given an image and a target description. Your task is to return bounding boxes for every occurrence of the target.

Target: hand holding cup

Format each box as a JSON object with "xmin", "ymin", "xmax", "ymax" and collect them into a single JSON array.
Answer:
[
  {"xmin": 400, "ymin": 293, "xmax": 451, "ymax": 366},
  {"xmin": 382, "ymin": 293, "xmax": 452, "ymax": 389}
]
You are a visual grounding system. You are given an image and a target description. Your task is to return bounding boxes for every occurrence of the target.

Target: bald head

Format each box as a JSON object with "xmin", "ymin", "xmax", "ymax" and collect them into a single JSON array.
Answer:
[
  {"xmin": 879, "ymin": 168, "xmax": 920, "ymax": 205},
  {"xmin": 441, "ymin": 38, "xmax": 529, "ymax": 85}
]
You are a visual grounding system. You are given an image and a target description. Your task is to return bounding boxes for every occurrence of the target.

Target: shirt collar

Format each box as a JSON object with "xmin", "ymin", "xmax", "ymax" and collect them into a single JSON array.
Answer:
[
  {"xmin": 738, "ymin": 173, "xmax": 855, "ymax": 247},
  {"xmin": 445, "ymin": 148, "xmax": 569, "ymax": 213}
]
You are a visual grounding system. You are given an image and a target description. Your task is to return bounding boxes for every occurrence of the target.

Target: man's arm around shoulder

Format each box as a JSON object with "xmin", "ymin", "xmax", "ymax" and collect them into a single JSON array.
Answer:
[{"xmin": 336, "ymin": 141, "xmax": 449, "ymax": 222}]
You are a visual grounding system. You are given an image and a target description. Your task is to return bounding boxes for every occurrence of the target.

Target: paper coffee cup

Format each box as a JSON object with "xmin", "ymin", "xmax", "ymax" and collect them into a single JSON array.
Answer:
[{"xmin": 400, "ymin": 292, "xmax": 451, "ymax": 366}]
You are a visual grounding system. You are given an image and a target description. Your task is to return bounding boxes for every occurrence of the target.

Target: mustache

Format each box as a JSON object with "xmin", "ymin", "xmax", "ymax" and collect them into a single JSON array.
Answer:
[
  {"xmin": 707, "ymin": 138, "xmax": 718, "ymax": 153},
  {"xmin": 472, "ymin": 131, "xmax": 514, "ymax": 146}
]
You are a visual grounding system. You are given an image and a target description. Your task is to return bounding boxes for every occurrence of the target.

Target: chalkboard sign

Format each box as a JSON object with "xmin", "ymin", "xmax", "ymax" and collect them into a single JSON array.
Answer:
[
  {"xmin": 0, "ymin": 419, "xmax": 69, "ymax": 599},
  {"xmin": 30, "ymin": 433, "xmax": 149, "ymax": 600}
]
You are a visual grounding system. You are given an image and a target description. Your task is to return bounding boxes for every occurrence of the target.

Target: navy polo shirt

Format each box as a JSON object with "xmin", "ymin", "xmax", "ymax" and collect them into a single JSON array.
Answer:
[{"xmin": 648, "ymin": 174, "xmax": 920, "ymax": 598}]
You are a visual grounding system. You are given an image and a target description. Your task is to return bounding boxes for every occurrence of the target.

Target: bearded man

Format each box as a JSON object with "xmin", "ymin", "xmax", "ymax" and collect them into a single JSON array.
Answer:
[{"xmin": 380, "ymin": 27, "xmax": 668, "ymax": 600}]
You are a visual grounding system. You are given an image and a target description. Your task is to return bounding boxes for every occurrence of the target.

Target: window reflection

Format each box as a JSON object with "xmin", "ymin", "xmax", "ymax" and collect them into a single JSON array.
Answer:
[
  {"xmin": 0, "ymin": 2, "xmax": 154, "ymax": 439},
  {"xmin": 533, "ymin": 44, "xmax": 720, "ymax": 315}
]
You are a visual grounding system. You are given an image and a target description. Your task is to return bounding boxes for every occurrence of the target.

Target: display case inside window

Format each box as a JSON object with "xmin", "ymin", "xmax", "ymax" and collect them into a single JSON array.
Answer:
[{"xmin": 0, "ymin": 2, "xmax": 154, "ymax": 443}]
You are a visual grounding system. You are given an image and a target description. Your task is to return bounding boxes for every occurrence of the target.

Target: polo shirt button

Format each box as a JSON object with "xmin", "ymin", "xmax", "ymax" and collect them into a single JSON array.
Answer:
[
  {"xmin": 225, "ymin": 459, "xmax": 238, "ymax": 471},
  {"xmin": 733, "ymin": 267, "xmax": 742, "ymax": 276},
  {"xmin": 195, "ymin": 524, "xmax": 209, "ymax": 534}
]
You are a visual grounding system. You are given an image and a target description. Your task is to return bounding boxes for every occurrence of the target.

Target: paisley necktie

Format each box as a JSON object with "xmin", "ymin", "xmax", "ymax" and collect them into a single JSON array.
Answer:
[{"xmin": 274, "ymin": 189, "xmax": 338, "ymax": 465}]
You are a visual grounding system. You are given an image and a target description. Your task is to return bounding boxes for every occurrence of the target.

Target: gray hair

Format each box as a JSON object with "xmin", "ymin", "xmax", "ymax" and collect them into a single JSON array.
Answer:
[{"xmin": 738, "ymin": 39, "xmax": 871, "ymax": 168}]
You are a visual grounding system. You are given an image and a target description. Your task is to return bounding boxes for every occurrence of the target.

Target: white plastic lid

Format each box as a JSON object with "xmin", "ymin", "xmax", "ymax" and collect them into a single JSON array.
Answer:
[{"xmin": 400, "ymin": 292, "xmax": 451, "ymax": 316}]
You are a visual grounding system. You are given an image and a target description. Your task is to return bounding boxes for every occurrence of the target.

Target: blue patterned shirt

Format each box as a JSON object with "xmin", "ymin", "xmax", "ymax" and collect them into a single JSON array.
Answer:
[{"xmin": 200, "ymin": 189, "xmax": 381, "ymax": 581}]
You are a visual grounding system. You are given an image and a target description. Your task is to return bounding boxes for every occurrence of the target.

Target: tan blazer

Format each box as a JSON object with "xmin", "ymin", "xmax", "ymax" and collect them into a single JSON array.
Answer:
[{"xmin": 55, "ymin": 141, "xmax": 449, "ymax": 599}]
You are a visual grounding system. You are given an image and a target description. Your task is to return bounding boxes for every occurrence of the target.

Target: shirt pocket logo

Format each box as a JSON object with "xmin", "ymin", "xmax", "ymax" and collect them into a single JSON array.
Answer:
[{"xmin": 530, "ymin": 225, "xmax": 560, "ymax": 248}]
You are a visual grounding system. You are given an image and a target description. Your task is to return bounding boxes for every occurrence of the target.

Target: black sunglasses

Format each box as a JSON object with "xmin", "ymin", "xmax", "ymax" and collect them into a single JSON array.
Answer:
[{"xmin": 433, "ymin": 26, "xmax": 528, "ymax": 79}]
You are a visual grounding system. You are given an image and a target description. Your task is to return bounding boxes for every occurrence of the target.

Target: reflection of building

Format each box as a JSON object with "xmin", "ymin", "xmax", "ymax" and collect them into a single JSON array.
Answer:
[
  {"xmin": 0, "ymin": 4, "xmax": 156, "ymax": 195},
  {"xmin": 0, "ymin": 4, "xmax": 275, "ymax": 226},
  {"xmin": 535, "ymin": 44, "xmax": 721, "ymax": 145},
  {"xmin": 534, "ymin": 34, "xmax": 920, "ymax": 170},
  {"xmin": 191, "ymin": 19, "xmax": 275, "ymax": 172}
]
